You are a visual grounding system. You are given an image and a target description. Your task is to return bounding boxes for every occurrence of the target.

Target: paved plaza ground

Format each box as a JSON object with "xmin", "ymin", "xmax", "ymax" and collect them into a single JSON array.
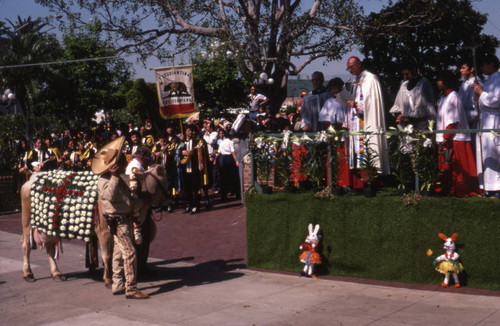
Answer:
[{"xmin": 1, "ymin": 197, "xmax": 500, "ymax": 325}]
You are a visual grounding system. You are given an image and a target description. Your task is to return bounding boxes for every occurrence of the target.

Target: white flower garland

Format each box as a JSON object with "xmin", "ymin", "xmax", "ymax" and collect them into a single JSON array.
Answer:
[{"xmin": 30, "ymin": 170, "xmax": 99, "ymax": 242}]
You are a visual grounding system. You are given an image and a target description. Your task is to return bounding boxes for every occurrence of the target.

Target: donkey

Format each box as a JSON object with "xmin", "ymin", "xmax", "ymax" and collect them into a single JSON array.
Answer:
[{"xmin": 20, "ymin": 165, "xmax": 170, "ymax": 286}]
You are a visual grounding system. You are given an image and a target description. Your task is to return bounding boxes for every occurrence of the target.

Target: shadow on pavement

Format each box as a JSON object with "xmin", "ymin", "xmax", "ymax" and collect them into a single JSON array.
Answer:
[{"xmin": 141, "ymin": 258, "xmax": 246, "ymax": 297}]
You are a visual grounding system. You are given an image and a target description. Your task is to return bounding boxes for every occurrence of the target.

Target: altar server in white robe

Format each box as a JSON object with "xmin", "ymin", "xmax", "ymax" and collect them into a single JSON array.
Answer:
[{"xmin": 472, "ymin": 53, "xmax": 500, "ymax": 196}]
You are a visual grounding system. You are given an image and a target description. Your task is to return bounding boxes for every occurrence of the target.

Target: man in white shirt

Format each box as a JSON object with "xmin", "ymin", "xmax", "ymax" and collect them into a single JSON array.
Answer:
[
  {"xmin": 216, "ymin": 130, "xmax": 239, "ymax": 201},
  {"xmin": 203, "ymin": 121, "xmax": 218, "ymax": 194},
  {"xmin": 125, "ymin": 146, "xmax": 154, "ymax": 277}
]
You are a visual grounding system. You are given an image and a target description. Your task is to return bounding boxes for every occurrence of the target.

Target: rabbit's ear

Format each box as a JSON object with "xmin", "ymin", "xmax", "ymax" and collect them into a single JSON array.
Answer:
[
  {"xmin": 451, "ymin": 233, "xmax": 459, "ymax": 242},
  {"xmin": 438, "ymin": 233, "xmax": 448, "ymax": 241},
  {"xmin": 313, "ymin": 224, "xmax": 320, "ymax": 235},
  {"xmin": 308, "ymin": 223, "xmax": 313, "ymax": 234}
]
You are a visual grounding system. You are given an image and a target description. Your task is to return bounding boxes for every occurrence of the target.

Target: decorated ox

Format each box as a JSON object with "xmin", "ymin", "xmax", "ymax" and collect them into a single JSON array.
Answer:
[{"xmin": 20, "ymin": 165, "xmax": 170, "ymax": 286}]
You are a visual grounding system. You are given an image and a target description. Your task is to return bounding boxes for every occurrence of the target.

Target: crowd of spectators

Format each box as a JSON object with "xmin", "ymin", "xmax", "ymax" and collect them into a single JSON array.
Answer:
[{"xmin": 7, "ymin": 53, "xmax": 500, "ymax": 201}]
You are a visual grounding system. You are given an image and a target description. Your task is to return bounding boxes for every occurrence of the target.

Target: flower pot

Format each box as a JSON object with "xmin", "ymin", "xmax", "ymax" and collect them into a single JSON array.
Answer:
[
  {"xmin": 332, "ymin": 186, "xmax": 343, "ymax": 196},
  {"xmin": 260, "ymin": 185, "xmax": 273, "ymax": 194},
  {"xmin": 298, "ymin": 180, "xmax": 312, "ymax": 190},
  {"xmin": 363, "ymin": 185, "xmax": 376, "ymax": 198},
  {"xmin": 398, "ymin": 187, "xmax": 411, "ymax": 195},
  {"xmin": 420, "ymin": 188, "xmax": 434, "ymax": 197}
]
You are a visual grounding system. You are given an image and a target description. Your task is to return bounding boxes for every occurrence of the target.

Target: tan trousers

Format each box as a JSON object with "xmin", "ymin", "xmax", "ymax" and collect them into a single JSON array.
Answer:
[{"xmin": 112, "ymin": 222, "xmax": 137, "ymax": 295}]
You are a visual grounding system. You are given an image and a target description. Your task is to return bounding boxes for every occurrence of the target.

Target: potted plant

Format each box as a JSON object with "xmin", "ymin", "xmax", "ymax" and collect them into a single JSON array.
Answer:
[
  {"xmin": 358, "ymin": 136, "xmax": 379, "ymax": 197},
  {"xmin": 304, "ymin": 139, "xmax": 328, "ymax": 192},
  {"xmin": 411, "ymin": 125, "xmax": 440, "ymax": 195},
  {"xmin": 252, "ymin": 135, "xmax": 275, "ymax": 194},
  {"xmin": 326, "ymin": 125, "xmax": 344, "ymax": 196},
  {"xmin": 275, "ymin": 135, "xmax": 295, "ymax": 192},
  {"xmin": 388, "ymin": 126, "xmax": 414, "ymax": 194}
]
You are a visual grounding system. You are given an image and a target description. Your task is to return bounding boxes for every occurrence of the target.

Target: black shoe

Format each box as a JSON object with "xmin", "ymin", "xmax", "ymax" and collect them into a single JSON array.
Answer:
[
  {"xmin": 184, "ymin": 207, "xmax": 191, "ymax": 214},
  {"xmin": 167, "ymin": 205, "xmax": 174, "ymax": 213},
  {"xmin": 190, "ymin": 207, "xmax": 199, "ymax": 215}
]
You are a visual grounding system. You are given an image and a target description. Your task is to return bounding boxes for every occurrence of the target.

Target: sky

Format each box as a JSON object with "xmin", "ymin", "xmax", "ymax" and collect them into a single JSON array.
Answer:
[{"xmin": 2, "ymin": 0, "xmax": 500, "ymax": 82}]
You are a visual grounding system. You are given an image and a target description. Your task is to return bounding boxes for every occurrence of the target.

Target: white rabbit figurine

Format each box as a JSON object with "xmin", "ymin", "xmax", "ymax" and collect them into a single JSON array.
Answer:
[
  {"xmin": 433, "ymin": 233, "xmax": 464, "ymax": 288},
  {"xmin": 299, "ymin": 223, "xmax": 322, "ymax": 278}
]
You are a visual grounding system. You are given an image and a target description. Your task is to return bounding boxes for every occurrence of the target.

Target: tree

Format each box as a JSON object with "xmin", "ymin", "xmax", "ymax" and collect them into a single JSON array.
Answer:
[
  {"xmin": 125, "ymin": 78, "xmax": 161, "ymax": 131},
  {"xmin": 37, "ymin": 22, "xmax": 132, "ymax": 129},
  {"xmin": 36, "ymin": 0, "xmax": 364, "ymax": 109},
  {"xmin": 192, "ymin": 48, "xmax": 251, "ymax": 117},
  {"xmin": 0, "ymin": 16, "xmax": 61, "ymax": 142},
  {"xmin": 359, "ymin": 0, "xmax": 499, "ymax": 97}
]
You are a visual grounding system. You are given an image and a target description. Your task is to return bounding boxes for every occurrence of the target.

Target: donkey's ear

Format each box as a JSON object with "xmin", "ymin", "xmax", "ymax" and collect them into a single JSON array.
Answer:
[
  {"xmin": 438, "ymin": 233, "xmax": 448, "ymax": 241},
  {"xmin": 308, "ymin": 223, "xmax": 313, "ymax": 234},
  {"xmin": 450, "ymin": 233, "xmax": 459, "ymax": 242},
  {"xmin": 313, "ymin": 224, "xmax": 320, "ymax": 235}
]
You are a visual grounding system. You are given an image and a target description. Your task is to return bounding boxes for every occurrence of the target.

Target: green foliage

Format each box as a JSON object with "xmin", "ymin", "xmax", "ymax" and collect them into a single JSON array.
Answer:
[
  {"xmin": 0, "ymin": 114, "xmax": 26, "ymax": 140},
  {"xmin": 192, "ymin": 53, "xmax": 250, "ymax": 117},
  {"xmin": 246, "ymin": 191, "xmax": 500, "ymax": 290},
  {"xmin": 0, "ymin": 16, "xmax": 62, "ymax": 141},
  {"xmin": 111, "ymin": 107, "xmax": 138, "ymax": 126},
  {"xmin": 125, "ymin": 78, "xmax": 159, "ymax": 124},
  {"xmin": 388, "ymin": 132, "xmax": 414, "ymax": 190},
  {"xmin": 303, "ymin": 141, "xmax": 328, "ymax": 189},
  {"xmin": 35, "ymin": 0, "xmax": 363, "ymax": 110},
  {"xmin": 274, "ymin": 141, "xmax": 293, "ymax": 188},
  {"xmin": 356, "ymin": 136, "xmax": 379, "ymax": 186},
  {"xmin": 0, "ymin": 17, "xmax": 133, "ymax": 139},
  {"xmin": 360, "ymin": 0, "xmax": 499, "ymax": 95},
  {"xmin": 39, "ymin": 22, "xmax": 131, "ymax": 126},
  {"xmin": 0, "ymin": 139, "xmax": 17, "ymax": 173},
  {"xmin": 252, "ymin": 134, "xmax": 276, "ymax": 185}
]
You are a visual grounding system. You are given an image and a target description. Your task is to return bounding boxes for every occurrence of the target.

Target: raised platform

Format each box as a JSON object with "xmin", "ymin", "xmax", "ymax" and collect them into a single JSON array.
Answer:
[{"xmin": 246, "ymin": 190, "xmax": 500, "ymax": 290}]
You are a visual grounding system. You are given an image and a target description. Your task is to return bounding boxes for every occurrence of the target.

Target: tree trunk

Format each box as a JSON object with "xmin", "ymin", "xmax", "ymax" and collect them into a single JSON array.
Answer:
[{"xmin": 268, "ymin": 70, "xmax": 288, "ymax": 112}]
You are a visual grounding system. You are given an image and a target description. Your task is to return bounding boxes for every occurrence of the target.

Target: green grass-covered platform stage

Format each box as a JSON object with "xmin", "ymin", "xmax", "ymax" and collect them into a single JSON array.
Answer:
[{"xmin": 246, "ymin": 189, "xmax": 500, "ymax": 291}]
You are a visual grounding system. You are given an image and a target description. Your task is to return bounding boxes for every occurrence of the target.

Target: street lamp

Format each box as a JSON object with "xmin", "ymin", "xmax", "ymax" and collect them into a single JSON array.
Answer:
[
  {"xmin": 0, "ymin": 89, "xmax": 17, "ymax": 114},
  {"xmin": 200, "ymin": 41, "xmax": 234, "ymax": 60},
  {"xmin": 255, "ymin": 72, "xmax": 274, "ymax": 86}
]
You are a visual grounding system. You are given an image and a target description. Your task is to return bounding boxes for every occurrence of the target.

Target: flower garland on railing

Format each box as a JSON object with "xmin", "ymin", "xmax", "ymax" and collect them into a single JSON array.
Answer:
[
  {"xmin": 251, "ymin": 126, "xmax": 344, "ymax": 191},
  {"xmin": 30, "ymin": 170, "xmax": 99, "ymax": 242},
  {"xmin": 249, "ymin": 123, "xmax": 500, "ymax": 194}
]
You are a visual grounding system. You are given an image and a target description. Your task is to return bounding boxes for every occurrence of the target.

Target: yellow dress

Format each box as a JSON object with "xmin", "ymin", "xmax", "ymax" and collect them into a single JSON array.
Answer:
[{"xmin": 435, "ymin": 252, "xmax": 464, "ymax": 274}]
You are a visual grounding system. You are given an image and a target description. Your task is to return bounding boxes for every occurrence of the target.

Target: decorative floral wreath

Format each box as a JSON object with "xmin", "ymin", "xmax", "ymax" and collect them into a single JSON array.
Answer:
[{"xmin": 30, "ymin": 170, "xmax": 99, "ymax": 242}]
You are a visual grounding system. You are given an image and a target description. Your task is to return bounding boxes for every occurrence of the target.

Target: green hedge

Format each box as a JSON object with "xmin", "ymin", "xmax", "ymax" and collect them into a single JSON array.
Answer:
[{"xmin": 246, "ymin": 190, "xmax": 500, "ymax": 290}]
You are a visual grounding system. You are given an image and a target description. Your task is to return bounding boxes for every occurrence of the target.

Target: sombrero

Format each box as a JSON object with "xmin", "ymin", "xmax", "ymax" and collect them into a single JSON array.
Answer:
[{"xmin": 91, "ymin": 136, "xmax": 126, "ymax": 175}]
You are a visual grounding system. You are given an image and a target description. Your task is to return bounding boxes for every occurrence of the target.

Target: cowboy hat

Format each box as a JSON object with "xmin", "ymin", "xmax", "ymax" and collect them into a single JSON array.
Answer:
[{"xmin": 91, "ymin": 136, "xmax": 125, "ymax": 175}]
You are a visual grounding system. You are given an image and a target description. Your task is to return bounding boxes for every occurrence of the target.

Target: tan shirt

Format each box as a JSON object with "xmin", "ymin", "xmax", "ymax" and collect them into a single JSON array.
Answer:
[{"xmin": 97, "ymin": 174, "xmax": 132, "ymax": 216}]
